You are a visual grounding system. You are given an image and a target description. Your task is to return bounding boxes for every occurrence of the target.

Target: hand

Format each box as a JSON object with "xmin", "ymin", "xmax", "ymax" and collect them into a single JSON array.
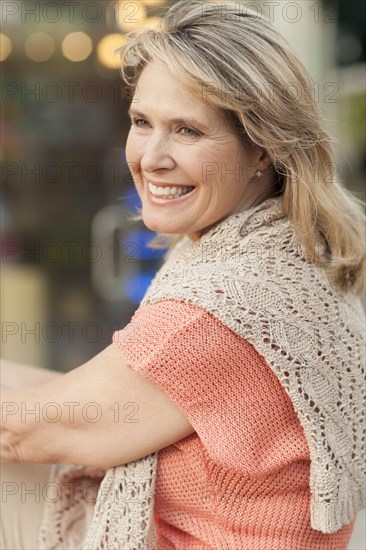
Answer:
[{"xmin": 1, "ymin": 383, "xmax": 65, "ymax": 464}]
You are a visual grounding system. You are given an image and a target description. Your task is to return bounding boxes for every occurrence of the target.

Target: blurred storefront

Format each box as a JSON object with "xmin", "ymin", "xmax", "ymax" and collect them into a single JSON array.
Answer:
[{"xmin": 1, "ymin": 0, "xmax": 170, "ymax": 369}]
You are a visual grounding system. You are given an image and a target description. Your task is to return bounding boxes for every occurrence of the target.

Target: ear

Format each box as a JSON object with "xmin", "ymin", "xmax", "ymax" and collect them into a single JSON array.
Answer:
[{"xmin": 254, "ymin": 148, "xmax": 273, "ymax": 172}]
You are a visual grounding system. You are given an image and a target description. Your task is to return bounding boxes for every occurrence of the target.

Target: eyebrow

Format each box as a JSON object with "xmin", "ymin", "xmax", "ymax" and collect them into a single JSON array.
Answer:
[{"xmin": 127, "ymin": 107, "xmax": 211, "ymax": 132}]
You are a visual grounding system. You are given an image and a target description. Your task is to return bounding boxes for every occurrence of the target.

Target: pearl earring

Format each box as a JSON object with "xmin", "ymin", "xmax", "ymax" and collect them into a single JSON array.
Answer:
[{"xmin": 255, "ymin": 169, "xmax": 263, "ymax": 178}]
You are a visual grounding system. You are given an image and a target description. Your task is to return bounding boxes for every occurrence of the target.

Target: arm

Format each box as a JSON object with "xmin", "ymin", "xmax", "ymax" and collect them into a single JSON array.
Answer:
[
  {"xmin": 1, "ymin": 358, "xmax": 62, "ymax": 390},
  {"xmin": 0, "ymin": 344, "xmax": 195, "ymax": 468}
]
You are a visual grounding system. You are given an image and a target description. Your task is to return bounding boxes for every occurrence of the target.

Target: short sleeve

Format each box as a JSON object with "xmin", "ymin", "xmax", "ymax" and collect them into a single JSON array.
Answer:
[{"xmin": 112, "ymin": 299, "xmax": 309, "ymax": 476}]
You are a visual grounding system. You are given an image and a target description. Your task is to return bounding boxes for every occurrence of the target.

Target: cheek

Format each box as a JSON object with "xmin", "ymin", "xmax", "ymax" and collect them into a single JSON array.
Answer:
[
  {"xmin": 125, "ymin": 131, "xmax": 141, "ymax": 165},
  {"xmin": 186, "ymin": 148, "xmax": 218, "ymax": 184},
  {"xmin": 125, "ymin": 135, "xmax": 142, "ymax": 185}
]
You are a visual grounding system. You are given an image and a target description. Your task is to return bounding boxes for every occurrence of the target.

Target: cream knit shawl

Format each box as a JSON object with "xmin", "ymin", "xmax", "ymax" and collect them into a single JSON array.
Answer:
[{"xmin": 38, "ymin": 197, "xmax": 365, "ymax": 549}]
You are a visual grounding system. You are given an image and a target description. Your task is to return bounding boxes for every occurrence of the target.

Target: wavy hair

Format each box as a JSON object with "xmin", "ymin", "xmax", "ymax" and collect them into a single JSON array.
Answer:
[{"xmin": 117, "ymin": 0, "xmax": 365, "ymax": 295}]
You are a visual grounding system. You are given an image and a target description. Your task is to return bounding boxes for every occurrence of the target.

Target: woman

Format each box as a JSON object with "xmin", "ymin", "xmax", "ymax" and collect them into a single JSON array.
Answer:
[{"xmin": 1, "ymin": 1, "xmax": 365, "ymax": 549}]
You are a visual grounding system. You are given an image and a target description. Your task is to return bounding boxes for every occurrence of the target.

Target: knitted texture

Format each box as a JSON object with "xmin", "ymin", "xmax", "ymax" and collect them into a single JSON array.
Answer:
[
  {"xmin": 111, "ymin": 299, "xmax": 355, "ymax": 549},
  {"xmin": 37, "ymin": 464, "xmax": 105, "ymax": 549},
  {"xmin": 82, "ymin": 454, "xmax": 158, "ymax": 550},
  {"xmin": 135, "ymin": 196, "xmax": 365, "ymax": 534},
  {"xmin": 37, "ymin": 196, "xmax": 365, "ymax": 548}
]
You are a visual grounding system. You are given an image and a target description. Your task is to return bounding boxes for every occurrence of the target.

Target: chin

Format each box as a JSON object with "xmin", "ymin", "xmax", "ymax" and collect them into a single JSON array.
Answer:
[{"xmin": 141, "ymin": 215, "xmax": 178, "ymax": 235}]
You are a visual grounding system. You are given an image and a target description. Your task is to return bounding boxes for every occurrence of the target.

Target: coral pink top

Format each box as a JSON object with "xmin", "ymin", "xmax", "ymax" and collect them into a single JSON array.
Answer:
[{"xmin": 112, "ymin": 299, "xmax": 355, "ymax": 550}]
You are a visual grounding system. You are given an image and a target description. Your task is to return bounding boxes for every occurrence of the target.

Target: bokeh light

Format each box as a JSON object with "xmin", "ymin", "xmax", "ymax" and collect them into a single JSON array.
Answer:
[
  {"xmin": 114, "ymin": 1, "xmax": 147, "ymax": 32},
  {"xmin": 0, "ymin": 33, "xmax": 12, "ymax": 62},
  {"xmin": 61, "ymin": 32, "xmax": 93, "ymax": 62},
  {"xmin": 25, "ymin": 32, "xmax": 55, "ymax": 62},
  {"xmin": 97, "ymin": 33, "xmax": 126, "ymax": 69}
]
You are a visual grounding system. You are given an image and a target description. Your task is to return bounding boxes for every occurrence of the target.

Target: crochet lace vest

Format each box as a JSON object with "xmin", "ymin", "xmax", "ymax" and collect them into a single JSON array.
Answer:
[{"xmin": 38, "ymin": 197, "xmax": 365, "ymax": 549}]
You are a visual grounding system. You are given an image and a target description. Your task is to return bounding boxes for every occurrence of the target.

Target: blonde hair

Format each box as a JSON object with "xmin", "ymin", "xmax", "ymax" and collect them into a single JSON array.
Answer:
[{"xmin": 117, "ymin": 0, "xmax": 365, "ymax": 295}]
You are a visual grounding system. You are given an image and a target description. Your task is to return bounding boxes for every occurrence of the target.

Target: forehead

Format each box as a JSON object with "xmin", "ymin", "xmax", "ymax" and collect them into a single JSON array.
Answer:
[{"xmin": 132, "ymin": 61, "xmax": 222, "ymax": 124}]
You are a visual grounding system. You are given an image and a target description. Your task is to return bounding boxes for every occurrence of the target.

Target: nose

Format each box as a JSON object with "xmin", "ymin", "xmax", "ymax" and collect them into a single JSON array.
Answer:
[{"xmin": 140, "ymin": 131, "xmax": 176, "ymax": 173}]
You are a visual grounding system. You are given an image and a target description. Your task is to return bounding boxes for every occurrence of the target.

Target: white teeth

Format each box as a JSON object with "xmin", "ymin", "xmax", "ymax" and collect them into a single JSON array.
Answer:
[{"xmin": 148, "ymin": 182, "xmax": 194, "ymax": 198}]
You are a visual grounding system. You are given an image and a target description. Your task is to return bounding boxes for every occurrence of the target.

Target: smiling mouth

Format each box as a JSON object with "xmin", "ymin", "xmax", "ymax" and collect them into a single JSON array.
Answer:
[{"xmin": 147, "ymin": 181, "xmax": 195, "ymax": 199}]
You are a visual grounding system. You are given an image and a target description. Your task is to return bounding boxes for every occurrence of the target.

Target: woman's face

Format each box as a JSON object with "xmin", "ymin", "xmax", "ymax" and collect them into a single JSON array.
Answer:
[{"xmin": 125, "ymin": 61, "xmax": 274, "ymax": 241}]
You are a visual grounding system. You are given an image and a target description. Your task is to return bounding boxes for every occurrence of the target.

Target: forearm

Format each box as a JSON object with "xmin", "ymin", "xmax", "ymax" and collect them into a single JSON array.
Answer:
[{"xmin": 0, "ymin": 358, "xmax": 62, "ymax": 391}]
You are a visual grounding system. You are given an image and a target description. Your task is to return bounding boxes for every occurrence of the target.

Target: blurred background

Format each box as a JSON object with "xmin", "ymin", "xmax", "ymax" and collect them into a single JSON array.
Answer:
[
  {"xmin": 1, "ymin": 1, "xmax": 365, "ymax": 546},
  {"xmin": 1, "ymin": 0, "xmax": 365, "ymax": 368}
]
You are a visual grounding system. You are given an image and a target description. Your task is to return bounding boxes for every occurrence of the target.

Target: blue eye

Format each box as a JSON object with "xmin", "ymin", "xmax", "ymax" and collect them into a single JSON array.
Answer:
[
  {"xmin": 132, "ymin": 118, "xmax": 149, "ymax": 127},
  {"xmin": 131, "ymin": 118, "xmax": 201, "ymax": 138},
  {"xmin": 181, "ymin": 127, "xmax": 201, "ymax": 137}
]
